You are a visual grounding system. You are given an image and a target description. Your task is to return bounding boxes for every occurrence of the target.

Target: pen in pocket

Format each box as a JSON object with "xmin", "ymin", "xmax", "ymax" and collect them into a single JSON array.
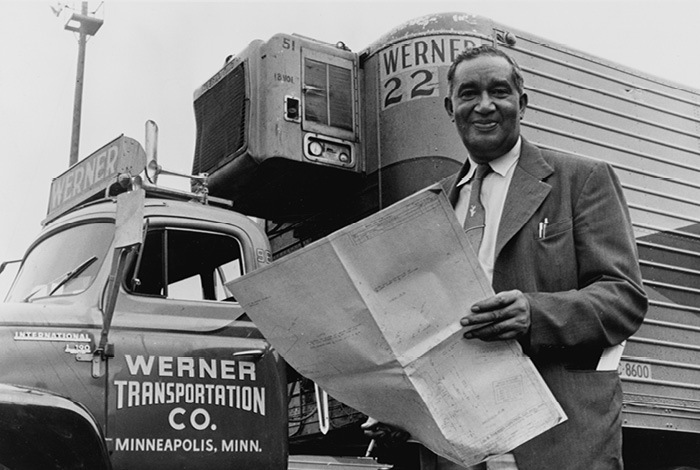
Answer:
[{"xmin": 538, "ymin": 218, "xmax": 548, "ymax": 238}]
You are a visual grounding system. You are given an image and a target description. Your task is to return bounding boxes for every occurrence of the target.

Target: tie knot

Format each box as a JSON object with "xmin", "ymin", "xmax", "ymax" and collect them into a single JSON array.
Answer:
[{"xmin": 475, "ymin": 163, "xmax": 492, "ymax": 180}]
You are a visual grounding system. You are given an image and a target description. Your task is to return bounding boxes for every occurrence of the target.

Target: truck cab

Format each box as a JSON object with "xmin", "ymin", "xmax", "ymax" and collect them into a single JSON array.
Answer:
[{"xmin": 0, "ymin": 133, "xmax": 287, "ymax": 469}]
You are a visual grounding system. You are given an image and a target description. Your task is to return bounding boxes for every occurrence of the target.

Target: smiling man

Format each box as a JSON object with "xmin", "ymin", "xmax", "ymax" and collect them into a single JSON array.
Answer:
[
  {"xmin": 441, "ymin": 46, "xmax": 648, "ymax": 469},
  {"xmin": 446, "ymin": 49, "xmax": 527, "ymax": 165}
]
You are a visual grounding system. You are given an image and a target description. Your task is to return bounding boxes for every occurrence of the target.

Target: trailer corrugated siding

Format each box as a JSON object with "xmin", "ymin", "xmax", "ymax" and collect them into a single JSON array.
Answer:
[{"xmin": 498, "ymin": 25, "xmax": 700, "ymax": 433}]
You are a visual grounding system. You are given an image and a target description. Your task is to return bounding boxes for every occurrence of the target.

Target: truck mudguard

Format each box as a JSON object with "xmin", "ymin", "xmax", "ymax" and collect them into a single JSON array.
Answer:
[{"xmin": 0, "ymin": 383, "xmax": 112, "ymax": 470}]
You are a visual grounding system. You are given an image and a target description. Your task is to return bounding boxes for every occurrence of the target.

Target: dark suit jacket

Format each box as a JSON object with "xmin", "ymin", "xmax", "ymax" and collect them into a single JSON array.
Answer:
[{"xmin": 442, "ymin": 139, "xmax": 648, "ymax": 469}]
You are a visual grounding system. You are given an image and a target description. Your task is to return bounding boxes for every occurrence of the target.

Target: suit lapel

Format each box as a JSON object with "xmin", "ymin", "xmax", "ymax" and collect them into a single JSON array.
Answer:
[
  {"xmin": 495, "ymin": 140, "xmax": 554, "ymax": 260},
  {"xmin": 446, "ymin": 159, "xmax": 471, "ymax": 207},
  {"xmin": 444, "ymin": 139, "xmax": 553, "ymax": 261}
]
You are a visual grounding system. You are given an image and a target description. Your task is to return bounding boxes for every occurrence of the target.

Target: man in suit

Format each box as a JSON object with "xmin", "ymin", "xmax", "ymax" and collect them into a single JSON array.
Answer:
[{"xmin": 441, "ymin": 45, "xmax": 648, "ymax": 469}]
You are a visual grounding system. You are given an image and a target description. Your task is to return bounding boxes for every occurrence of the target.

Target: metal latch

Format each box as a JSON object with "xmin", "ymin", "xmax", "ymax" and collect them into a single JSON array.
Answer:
[{"xmin": 76, "ymin": 343, "xmax": 114, "ymax": 378}]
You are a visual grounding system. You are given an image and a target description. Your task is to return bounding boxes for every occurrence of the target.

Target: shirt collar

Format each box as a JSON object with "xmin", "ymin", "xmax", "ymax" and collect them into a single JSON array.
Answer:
[{"xmin": 457, "ymin": 137, "xmax": 522, "ymax": 187}]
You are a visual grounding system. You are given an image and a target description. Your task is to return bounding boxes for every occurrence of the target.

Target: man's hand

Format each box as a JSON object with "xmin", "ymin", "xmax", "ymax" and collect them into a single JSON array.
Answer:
[
  {"xmin": 361, "ymin": 417, "xmax": 411, "ymax": 448},
  {"xmin": 461, "ymin": 289, "xmax": 531, "ymax": 341}
]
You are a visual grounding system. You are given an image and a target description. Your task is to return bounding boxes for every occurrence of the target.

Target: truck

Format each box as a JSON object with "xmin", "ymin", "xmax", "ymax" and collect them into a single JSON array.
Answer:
[{"xmin": 1, "ymin": 11, "xmax": 698, "ymax": 470}]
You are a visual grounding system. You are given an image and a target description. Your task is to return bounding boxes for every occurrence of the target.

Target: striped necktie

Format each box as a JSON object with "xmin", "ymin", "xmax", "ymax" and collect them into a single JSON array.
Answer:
[{"xmin": 463, "ymin": 163, "xmax": 492, "ymax": 252}]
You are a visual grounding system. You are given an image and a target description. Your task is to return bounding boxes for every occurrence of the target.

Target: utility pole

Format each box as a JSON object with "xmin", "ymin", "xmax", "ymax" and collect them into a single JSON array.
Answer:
[
  {"xmin": 69, "ymin": 2, "xmax": 88, "ymax": 167},
  {"xmin": 60, "ymin": 2, "xmax": 103, "ymax": 167}
]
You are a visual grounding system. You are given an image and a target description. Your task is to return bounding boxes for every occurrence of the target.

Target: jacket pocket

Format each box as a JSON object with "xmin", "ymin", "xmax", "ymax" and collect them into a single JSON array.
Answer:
[
  {"xmin": 533, "ymin": 217, "xmax": 573, "ymax": 240},
  {"xmin": 532, "ymin": 217, "xmax": 575, "ymax": 290}
]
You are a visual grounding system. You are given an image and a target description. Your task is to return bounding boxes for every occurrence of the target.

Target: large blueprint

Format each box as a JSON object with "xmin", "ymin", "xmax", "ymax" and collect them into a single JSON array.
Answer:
[{"xmin": 227, "ymin": 187, "xmax": 566, "ymax": 467}]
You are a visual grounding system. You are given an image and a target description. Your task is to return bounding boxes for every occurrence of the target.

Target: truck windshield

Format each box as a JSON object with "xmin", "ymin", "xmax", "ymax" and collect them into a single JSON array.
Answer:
[{"xmin": 5, "ymin": 222, "xmax": 114, "ymax": 303}]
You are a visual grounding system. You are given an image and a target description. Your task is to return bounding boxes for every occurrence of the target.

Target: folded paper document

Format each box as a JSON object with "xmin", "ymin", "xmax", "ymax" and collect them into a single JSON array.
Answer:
[{"xmin": 227, "ymin": 187, "xmax": 566, "ymax": 467}]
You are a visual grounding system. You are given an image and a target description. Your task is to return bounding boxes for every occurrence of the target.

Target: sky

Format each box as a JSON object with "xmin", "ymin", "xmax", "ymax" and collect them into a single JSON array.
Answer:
[{"xmin": 1, "ymin": 0, "xmax": 699, "ymax": 294}]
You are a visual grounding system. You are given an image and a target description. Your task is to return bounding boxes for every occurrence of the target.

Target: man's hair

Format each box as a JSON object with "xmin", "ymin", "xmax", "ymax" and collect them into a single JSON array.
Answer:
[{"xmin": 446, "ymin": 45, "xmax": 525, "ymax": 96}]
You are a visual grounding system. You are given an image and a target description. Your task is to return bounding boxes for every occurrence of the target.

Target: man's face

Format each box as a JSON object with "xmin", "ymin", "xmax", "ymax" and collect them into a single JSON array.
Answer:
[{"xmin": 444, "ymin": 55, "xmax": 528, "ymax": 164}]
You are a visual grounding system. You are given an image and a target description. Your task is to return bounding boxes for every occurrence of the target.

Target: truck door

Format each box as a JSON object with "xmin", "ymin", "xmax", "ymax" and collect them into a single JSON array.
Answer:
[{"xmin": 106, "ymin": 218, "xmax": 287, "ymax": 469}]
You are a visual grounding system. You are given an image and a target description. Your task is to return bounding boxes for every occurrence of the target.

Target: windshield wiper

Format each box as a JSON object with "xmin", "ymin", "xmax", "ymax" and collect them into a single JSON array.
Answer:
[{"xmin": 23, "ymin": 256, "xmax": 98, "ymax": 302}]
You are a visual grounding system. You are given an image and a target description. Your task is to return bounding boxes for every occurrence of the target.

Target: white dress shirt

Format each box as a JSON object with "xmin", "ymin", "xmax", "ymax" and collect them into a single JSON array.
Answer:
[{"xmin": 455, "ymin": 137, "xmax": 522, "ymax": 283}]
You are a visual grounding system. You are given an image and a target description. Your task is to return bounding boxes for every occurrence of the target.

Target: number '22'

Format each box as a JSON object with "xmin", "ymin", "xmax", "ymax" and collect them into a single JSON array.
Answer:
[{"xmin": 384, "ymin": 69, "xmax": 436, "ymax": 108}]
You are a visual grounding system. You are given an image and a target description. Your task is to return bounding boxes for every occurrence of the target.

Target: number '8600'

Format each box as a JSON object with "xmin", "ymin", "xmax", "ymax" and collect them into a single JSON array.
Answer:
[{"xmin": 619, "ymin": 361, "xmax": 652, "ymax": 379}]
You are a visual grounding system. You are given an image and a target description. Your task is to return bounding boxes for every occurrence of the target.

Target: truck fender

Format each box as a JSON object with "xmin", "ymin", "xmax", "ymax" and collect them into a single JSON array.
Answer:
[{"xmin": 0, "ymin": 383, "xmax": 112, "ymax": 470}]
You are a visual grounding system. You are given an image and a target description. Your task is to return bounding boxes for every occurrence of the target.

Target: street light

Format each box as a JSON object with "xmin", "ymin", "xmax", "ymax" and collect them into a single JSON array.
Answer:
[
  {"xmin": 52, "ymin": 2, "xmax": 104, "ymax": 167},
  {"xmin": 64, "ymin": 10, "xmax": 103, "ymax": 36}
]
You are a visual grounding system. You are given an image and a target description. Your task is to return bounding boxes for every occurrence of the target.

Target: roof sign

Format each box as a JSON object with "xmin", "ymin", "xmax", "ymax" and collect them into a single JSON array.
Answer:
[{"xmin": 45, "ymin": 135, "xmax": 146, "ymax": 224}]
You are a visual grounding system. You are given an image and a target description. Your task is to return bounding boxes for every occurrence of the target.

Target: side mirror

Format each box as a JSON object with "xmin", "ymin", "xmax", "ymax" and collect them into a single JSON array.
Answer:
[
  {"xmin": 142, "ymin": 119, "xmax": 208, "ymax": 188},
  {"xmin": 146, "ymin": 159, "xmax": 162, "ymax": 185},
  {"xmin": 144, "ymin": 120, "xmax": 160, "ymax": 185},
  {"xmin": 114, "ymin": 186, "xmax": 145, "ymax": 249}
]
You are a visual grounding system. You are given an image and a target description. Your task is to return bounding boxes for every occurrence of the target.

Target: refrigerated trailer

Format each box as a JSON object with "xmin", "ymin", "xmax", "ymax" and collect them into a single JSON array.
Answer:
[{"xmin": 193, "ymin": 12, "xmax": 700, "ymax": 469}]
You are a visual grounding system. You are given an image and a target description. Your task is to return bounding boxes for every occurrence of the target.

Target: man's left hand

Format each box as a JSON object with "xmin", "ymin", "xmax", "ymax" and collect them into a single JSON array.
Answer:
[
  {"xmin": 361, "ymin": 417, "xmax": 411, "ymax": 448},
  {"xmin": 461, "ymin": 289, "xmax": 531, "ymax": 341}
]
